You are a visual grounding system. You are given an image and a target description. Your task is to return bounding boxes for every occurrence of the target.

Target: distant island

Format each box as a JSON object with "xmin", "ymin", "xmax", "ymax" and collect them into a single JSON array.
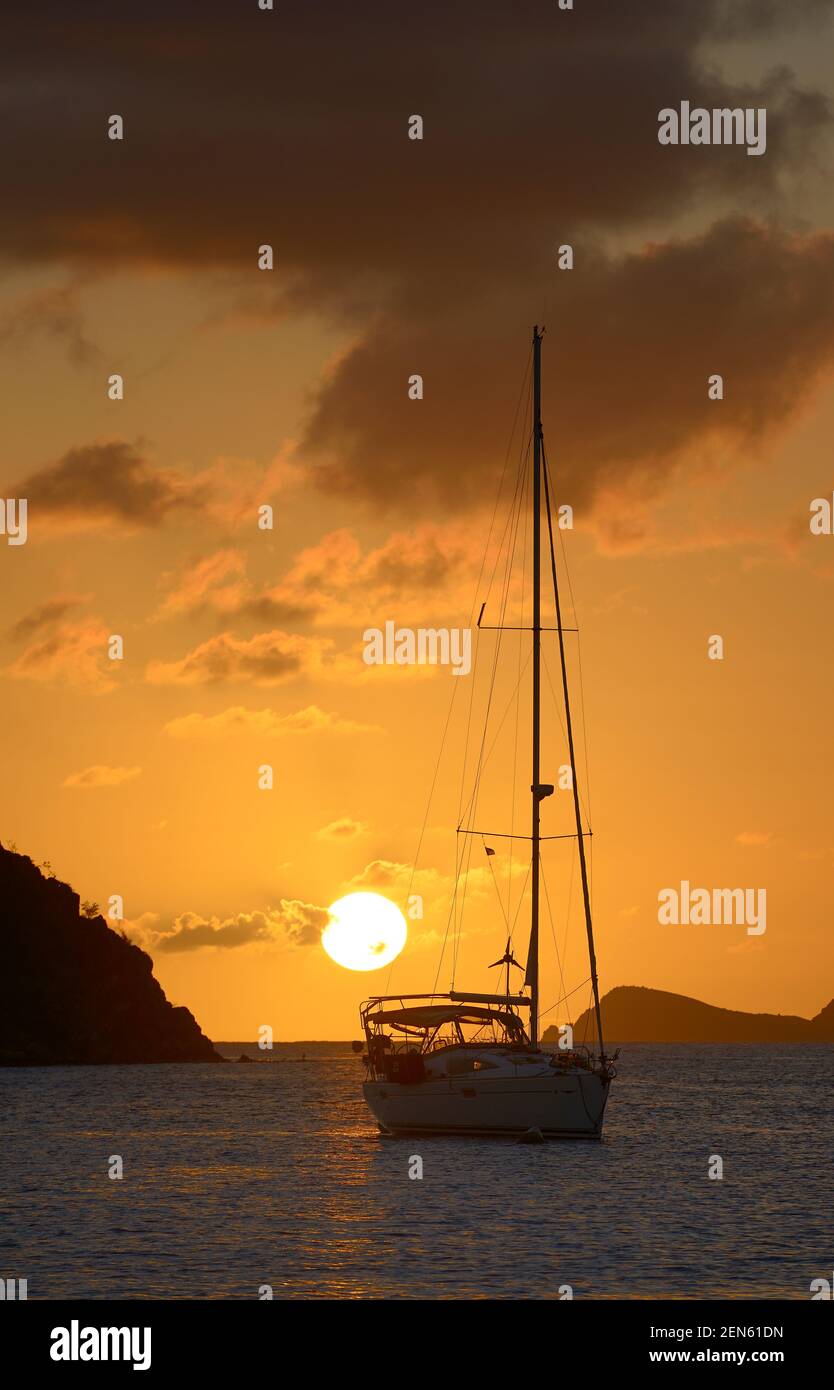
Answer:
[
  {"xmin": 0, "ymin": 842, "xmax": 220, "ymax": 1064},
  {"xmin": 543, "ymin": 985, "xmax": 834, "ymax": 1045}
]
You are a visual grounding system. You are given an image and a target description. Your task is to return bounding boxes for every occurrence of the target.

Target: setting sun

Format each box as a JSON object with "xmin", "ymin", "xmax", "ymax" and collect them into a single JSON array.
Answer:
[{"xmin": 321, "ymin": 892, "xmax": 408, "ymax": 972}]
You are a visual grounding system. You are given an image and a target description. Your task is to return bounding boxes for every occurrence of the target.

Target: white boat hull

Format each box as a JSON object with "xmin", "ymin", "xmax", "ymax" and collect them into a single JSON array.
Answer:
[{"xmin": 363, "ymin": 1069, "xmax": 610, "ymax": 1139}]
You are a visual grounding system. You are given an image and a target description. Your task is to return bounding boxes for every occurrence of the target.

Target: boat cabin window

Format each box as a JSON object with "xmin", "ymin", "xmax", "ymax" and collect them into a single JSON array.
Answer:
[{"xmin": 448, "ymin": 1055, "xmax": 500, "ymax": 1075}]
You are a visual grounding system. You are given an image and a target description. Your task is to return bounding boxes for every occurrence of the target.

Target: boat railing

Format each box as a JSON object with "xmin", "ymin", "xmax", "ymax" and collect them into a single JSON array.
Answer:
[{"xmin": 370, "ymin": 1027, "xmax": 529, "ymax": 1058}]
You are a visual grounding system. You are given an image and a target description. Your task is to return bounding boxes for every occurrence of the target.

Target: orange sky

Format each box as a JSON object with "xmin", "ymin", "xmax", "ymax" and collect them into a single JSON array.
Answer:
[{"xmin": 2, "ymin": 1, "xmax": 834, "ymax": 1038}]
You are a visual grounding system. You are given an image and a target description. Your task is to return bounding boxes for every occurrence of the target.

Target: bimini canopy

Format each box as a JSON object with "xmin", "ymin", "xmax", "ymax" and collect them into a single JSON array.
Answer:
[{"xmin": 366, "ymin": 1003, "xmax": 526, "ymax": 1037}]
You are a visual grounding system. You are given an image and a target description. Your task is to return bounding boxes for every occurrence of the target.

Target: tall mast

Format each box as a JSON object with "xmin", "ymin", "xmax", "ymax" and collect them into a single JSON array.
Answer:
[{"xmin": 528, "ymin": 326, "xmax": 543, "ymax": 1047}]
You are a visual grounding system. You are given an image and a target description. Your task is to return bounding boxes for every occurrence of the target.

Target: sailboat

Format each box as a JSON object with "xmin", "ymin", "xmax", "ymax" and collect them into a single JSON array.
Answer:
[{"xmin": 358, "ymin": 328, "xmax": 617, "ymax": 1139}]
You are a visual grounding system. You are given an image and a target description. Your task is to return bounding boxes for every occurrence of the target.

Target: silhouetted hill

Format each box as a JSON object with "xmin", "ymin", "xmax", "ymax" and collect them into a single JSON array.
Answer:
[
  {"xmin": 542, "ymin": 986, "xmax": 834, "ymax": 1044},
  {"xmin": 0, "ymin": 842, "xmax": 220, "ymax": 1064}
]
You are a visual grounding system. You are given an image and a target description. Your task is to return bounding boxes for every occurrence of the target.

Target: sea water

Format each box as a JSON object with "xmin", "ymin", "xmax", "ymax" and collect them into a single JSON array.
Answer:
[{"xmin": 0, "ymin": 1044, "xmax": 830, "ymax": 1299}]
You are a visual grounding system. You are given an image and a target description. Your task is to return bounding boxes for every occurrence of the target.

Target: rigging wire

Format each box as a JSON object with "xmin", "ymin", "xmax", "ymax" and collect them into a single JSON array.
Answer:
[
  {"xmin": 482, "ymin": 834, "xmax": 510, "ymax": 930},
  {"xmin": 405, "ymin": 335, "xmax": 601, "ymax": 1043},
  {"xmin": 507, "ymin": 446, "xmax": 529, "ymax": 940},
  {"xmin": 538, "ymin": 976, "xmax": 592, "ymax": 1023},
  {"xmin": 540, "ymin": 429, "xmax": 604, "ymax": 1054},
  {"xmin": 455, "ymin": 649, "xmax": 531, "ymax": 833},
  {"xmin": 541, "ymin": 648, "xmax": 592, "ymax": 833},
  {"xmin": 543, "ymin": 436, "xmax": 594, "ymax": 831},
  {"xmin": 451, "ymin": 424, "xmax": 531, "ymax": 985},
  {"xmin": 543, "ymin": 436, "xmax": 597, "ymax": 946},
  {"xmin": 453, "ymin": 439, "xmax": 530, "ymax": 984},
  {"xmin": 430, "ymin": 354, "xmax": 532, "ymax": 993},
  {"xmin": 540, "ymin": 856, "xmax": 568, "ymax": 1030},
  {"xmin": 454, "ymin": 419, "xmax": 531, "ymax": 844}
]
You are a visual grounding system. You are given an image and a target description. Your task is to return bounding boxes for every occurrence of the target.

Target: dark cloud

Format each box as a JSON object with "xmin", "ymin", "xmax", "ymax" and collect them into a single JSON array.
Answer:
[
  {"xmin": 232, "ymin": 595, "xmax": 319, "ymax": 627},
  {"xmin": 711, "ymin": 0, "xmax": 832, "ymax": 39},
  {"xmin": 0, "ymin": 282, "xmax": 99, "ymax": 365},
  {"xmin": 2, "ymin": 2, "xmax": 831, "ymax": 532},
  {"xmin": 12, "ymin": 441, "xmax": 200, "ymax": 527},
  {"xmin": 0, "ymin": 2, "xmax": 828, "ymax": 276},
  {"xmin": 9, "ymin": 596, "xmax": 84, "ymax": 641},
  {"xmin": 145, "ymin": 630, "xmax": 327, "ymax": 686},
  {"xmin": 153, "ymin": 901, "xmax": 330, "ymax": 952},
  {"xmin": 359, "ymin": 531, "xmax": 460, "ymax": 592},
  {"xmin": 154, "ymin": 549, "xmax": 320, "ymax": 627},
  {"xmin": 8, "ymin": 617, "xmax": 115, "ymax": 692},
  {"xmin": 302, "ymin": 218, "xmax": 834, "ymax": 518}
]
